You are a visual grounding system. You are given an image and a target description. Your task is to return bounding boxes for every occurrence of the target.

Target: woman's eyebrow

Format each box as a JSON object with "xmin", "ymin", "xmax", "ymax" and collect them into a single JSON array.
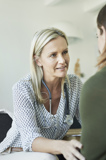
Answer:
[
  {"xmin": 47, "ymin": 51, "xmax": 57, "ymax": 55},
  {"xmin": 63, "ymin": 48, "xmax": 68, "ymax": 51},
  {"xmin": 47, "ymin": 48, "xmax": 68, "ymax": 55}
]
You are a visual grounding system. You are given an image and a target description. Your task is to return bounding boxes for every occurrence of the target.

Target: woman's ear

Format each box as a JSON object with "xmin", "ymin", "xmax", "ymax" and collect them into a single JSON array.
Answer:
[
  {"xmin": 101, "ymin": 26, "xmax": 106, "ymax": 41},
  {"xmin": 33, "ymin": 55, "xmax": 42, "ymax": 67}
]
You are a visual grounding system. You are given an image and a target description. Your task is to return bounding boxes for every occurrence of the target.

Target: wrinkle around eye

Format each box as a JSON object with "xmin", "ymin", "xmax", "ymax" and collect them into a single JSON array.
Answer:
[
  {"xmin": 50, "ymin": 53, "xmax": 57, "ymax": 58},
  {"xmin": 62, "ymin": 50, "xmax": 69, "ymax": 56}
]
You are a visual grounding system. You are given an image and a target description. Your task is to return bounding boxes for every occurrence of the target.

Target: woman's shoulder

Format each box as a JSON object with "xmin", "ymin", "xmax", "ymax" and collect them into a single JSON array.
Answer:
[
  {"xmin": 83, "ymin": 68, "xmax": 105, "ymax": 90},
  {"xmin": 67, "ymin": 74, "xmax": 82, "ymax": 86},
  {"xmin": 81, "ymin": 68, "xmax": 106, "ymax": 98},
  {"xmin": 12, "ymin": 74, "xmax": 33, "ymax": 92},
  {"xmin": 12, "ymin": 74, "xmax": 36, "ymax": 100},
  {"xmin": 67, "ymin": 74, "xmax": 81, "ymax": 81},
  {"xmin": 65, "ymin": 74, "xmax": 82, "ymax": 95}
]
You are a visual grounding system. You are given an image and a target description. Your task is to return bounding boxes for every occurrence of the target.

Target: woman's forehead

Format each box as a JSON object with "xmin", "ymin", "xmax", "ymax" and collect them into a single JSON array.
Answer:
[{"xmin": 42, "ymin": 36, "xmax": 68, "ymax": 53}]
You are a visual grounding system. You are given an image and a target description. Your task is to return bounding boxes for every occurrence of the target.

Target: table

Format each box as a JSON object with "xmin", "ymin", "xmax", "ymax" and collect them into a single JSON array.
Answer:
[{"xmin": 63, "ymin": 129, "xmax": 81, "ymax": 141}]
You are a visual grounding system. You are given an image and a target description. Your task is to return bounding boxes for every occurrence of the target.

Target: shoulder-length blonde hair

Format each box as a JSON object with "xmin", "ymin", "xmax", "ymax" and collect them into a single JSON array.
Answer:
[
  {"xmin": 96, "ymin": 5, "xmax": 106, "ymax": 70},
  {"xmin": 30, "ymin": 27, "xmax": 69, "ymax": 103}
]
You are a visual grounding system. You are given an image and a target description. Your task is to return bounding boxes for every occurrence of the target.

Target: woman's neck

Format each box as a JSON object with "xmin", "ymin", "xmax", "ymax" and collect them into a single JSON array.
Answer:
[{"xmin": 42, "ymin": 77, "xmax": 62, "ymax": 93}]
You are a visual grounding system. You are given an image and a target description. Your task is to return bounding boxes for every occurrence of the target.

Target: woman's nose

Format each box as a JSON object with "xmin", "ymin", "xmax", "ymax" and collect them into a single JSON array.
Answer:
[{"xmin": 58, "ymin": 54, "xmax": 65, "ymax": 63}]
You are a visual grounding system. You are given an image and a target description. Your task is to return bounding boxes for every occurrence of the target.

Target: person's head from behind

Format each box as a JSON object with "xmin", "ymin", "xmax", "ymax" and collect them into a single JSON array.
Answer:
[
  {"xmin": 97, "ymin": 4, "xmax": 106, "ymax": 69},
  {"xmin": 30, "ymin": 27, "xmax": 70, "ymax": 102}
]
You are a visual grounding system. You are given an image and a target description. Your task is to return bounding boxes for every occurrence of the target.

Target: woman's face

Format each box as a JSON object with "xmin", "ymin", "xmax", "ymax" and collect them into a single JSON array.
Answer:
[
  {"xmin": 37, "ymin": 36, "xmax": 70, "ymax": 81},
  {"xmin": 97, "ymin": 27, "xmax": 106, "ymax": 54}
]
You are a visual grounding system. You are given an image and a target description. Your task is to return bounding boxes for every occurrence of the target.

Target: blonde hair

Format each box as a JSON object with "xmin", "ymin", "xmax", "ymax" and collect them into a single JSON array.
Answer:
[{"xmin": 30, "ymin": 27, "xmax": 69, "ymax": 103}]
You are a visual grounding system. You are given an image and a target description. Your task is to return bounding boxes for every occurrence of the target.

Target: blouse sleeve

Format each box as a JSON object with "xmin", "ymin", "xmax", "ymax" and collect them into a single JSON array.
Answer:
[
  {"xmin": 75, "ymin": 76, "xmax": 82, "ymax": 124},
  {"xmin": 71, "ymin": 75, "xmax": 82, "ymax": 124},
  {"xmin": 12, "ymin": 81, "xmax": 43, "ymax": 152}
]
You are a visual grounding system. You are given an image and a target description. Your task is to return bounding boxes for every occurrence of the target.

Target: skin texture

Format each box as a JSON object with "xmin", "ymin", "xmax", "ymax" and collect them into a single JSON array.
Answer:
[
  {"xmin": 97, "ymin": 26, "xmax": 106, "ymax": 53},
  {"xmin": 33, "ymin": 36, "xmax": 85, "ymax": 160},
  {"xmin": 37, "ymin": 36, "xmax": 70, "ymax": 81}
]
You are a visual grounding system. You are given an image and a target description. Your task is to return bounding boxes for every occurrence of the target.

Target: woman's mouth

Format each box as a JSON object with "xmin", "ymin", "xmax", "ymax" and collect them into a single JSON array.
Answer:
[{"xmin": 56, "ymin": 66, "xmax": 66, "ymax": 70}]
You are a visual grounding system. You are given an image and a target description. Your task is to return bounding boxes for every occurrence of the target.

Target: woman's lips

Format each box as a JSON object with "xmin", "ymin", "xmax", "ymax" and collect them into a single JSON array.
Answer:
[{"xmin": 56, "ymin": 66, "xmax": 66, "ymax": 70}]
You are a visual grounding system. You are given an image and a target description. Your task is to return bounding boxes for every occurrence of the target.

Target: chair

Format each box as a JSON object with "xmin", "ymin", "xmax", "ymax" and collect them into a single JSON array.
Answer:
[
  {"xmin": 0, "ymin": 113, "xmax": 12, "ymax": 142},
  {"xmin": 63, "ymin": 116, "xmax": 81, "ymax": 141}
]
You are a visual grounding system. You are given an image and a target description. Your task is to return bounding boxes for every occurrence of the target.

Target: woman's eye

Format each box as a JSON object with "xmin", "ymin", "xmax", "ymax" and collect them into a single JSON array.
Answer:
[
  {"xmin": 63, "ymin": 50, "xmax": 68, "ymax": 54},
  {"xmin": 50, "ymin": 53, "xmax": 56, "ymax": 57}
]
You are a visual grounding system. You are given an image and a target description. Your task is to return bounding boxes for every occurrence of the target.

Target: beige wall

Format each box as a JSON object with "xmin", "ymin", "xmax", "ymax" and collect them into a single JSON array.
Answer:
[{"xmin": 0, "ymin": 0, "xmax": 100, "ymax": 111}]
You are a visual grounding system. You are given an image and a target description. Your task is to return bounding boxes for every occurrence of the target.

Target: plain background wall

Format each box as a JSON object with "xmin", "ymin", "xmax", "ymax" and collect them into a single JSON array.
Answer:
[{"xmin": 0, "ymin": 0, "xmax": 99, "ymax": 112}]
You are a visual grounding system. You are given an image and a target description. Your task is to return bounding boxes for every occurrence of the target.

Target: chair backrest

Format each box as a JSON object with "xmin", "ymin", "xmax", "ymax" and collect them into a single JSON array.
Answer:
[
  {"xmin": 70, "ymin": 116, "xmax": 81, "ymax": 129},
  {"xmin": 0, "ymin": 113, "xmax": 12, "ymax": 142}
]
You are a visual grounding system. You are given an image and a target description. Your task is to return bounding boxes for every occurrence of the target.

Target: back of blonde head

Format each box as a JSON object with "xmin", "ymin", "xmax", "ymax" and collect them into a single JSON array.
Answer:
[{"xmin": 30, "ymin": 27, "xmax": 68, "ymax": 103}]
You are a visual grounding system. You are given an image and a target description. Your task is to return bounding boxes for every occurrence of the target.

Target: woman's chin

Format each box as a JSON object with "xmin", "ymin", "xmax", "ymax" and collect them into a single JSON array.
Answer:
[{"xmin": 57, "ymin": 72, "xmax": 67, "ymax": 78}]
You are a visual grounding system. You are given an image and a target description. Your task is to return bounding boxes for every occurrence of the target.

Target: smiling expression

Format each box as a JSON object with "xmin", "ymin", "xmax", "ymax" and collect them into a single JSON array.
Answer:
[{"xmin": 37, "ymin": 36, "xmax": 70, "ymax": 81}]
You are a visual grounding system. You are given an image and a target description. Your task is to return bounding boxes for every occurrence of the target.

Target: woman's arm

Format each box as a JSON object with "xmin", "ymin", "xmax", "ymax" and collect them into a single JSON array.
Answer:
[
  {"xmin": 12, "ymin": 81, "xmax": 43, "ymax": 151},
  {"xmin": 13, "ymin": 79, "xmax": 85, "ymax": 160},
  {"xmin": 32, "ymin": 137, "xmax": 85, "ymax": 160}
]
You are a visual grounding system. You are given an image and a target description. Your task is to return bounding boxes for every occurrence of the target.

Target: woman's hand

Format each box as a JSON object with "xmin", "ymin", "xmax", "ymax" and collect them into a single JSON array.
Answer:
[
  {"xmin": 32, "ymin": 137, "xmax": 85, "ymax": 160},
  {"xmin": 61, "ymin": 139, "xmax": 85, "ymax": 160}
]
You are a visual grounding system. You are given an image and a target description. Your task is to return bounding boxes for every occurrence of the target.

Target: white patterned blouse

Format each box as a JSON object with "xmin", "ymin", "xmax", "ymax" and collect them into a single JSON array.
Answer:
[{"xmin": 0, "ymin": 74, "xmax": 82, "ymax": 153}]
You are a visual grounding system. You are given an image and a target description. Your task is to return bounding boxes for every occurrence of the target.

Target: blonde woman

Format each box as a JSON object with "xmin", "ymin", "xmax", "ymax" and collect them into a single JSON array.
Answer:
[
  {"xmin": 0, "ymin": 28, "xmax": 85, "ymax": 160},
  {"xmin": 80, "ymin": 4, "xmax": 106, "ymax": 160}
]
